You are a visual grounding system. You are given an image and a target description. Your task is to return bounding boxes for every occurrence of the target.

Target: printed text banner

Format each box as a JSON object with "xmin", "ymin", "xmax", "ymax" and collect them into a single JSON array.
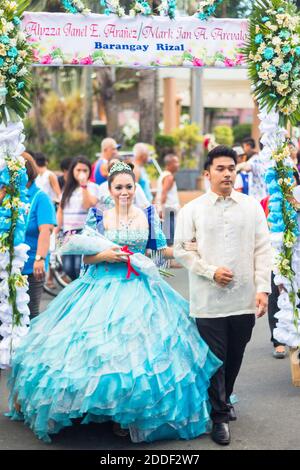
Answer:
[{"xmin": 22, "ymin": 13, "xmax": 248, "ymax": 68}]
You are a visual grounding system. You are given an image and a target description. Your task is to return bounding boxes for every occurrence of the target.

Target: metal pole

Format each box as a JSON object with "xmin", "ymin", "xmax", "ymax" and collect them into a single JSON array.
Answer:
[{"xmin": 191, "ymin": 68, "xmax": 205, "ymax": 171}]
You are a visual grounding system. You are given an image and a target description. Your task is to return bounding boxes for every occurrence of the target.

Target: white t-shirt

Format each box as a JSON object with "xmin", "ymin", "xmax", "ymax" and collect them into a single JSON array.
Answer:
[
  {"xmin": 156, "ymin": 171, "xmax": 180, "ymax": 211},
  {"xmin": 36, "ymin": 170, "xmax": 59, "ymax": 203},
  {"xmin": 62, "ymin": 182, "xmax": 100, "ymax": 232},
  {"xmin": 97, "ymin": 181, "xmax": 149, "ymax": 210},
  {"xmin": 248, "ymin": 154, "xmax": 268, "ymax": 201}
]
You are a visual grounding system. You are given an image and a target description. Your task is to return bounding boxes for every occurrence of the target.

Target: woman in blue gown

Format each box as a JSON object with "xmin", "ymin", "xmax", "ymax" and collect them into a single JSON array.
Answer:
[{"xmin": 7, "ymin": 162, "xmax": 221, "ymax": 443}]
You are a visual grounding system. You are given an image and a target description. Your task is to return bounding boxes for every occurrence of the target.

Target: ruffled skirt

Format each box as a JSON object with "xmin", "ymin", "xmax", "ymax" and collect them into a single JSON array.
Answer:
[{"xmin": 7, "ymin": 263, "xmax": 221, "ymax": 442}]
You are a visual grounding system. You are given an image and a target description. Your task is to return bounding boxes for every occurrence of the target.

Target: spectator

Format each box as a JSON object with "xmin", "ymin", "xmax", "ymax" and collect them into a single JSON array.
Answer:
[
  {"xmin": 156, "ymin": 154, "xmax": 180, "ymax": 247},
  {"xmin": 90, "ymin": 138, "xmax": 120, "ymax": 185},
  {"xmin": 33, "ymin": 152, "xmax": 61, "ymax": 204},
  {"xmin": 58, "ymin": 157, "xmax": 73, "ymax": 191},
  {"xmin": 133, "ymin": 143, "xmax": 153, "ymax": 203},
  {"xmin": 22, "ymin": 152, "xmax": 56, "ymax": 319},
  {"xmin": 56, "ymin": 156, "xmax": 100, "ymax": 280},
  {"xmin": 233, "ymin": 146, "xmax": 249, "ymax": 195},
  {"xmin": 237, "ymin": 137, "xmax": 268, "ymax": 200}
]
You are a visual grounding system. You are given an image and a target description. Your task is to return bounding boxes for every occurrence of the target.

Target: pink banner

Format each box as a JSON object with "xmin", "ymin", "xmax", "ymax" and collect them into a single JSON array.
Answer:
[{"xmin": 22, "ymin": 13, "xmax": 248, "ymax": 68}]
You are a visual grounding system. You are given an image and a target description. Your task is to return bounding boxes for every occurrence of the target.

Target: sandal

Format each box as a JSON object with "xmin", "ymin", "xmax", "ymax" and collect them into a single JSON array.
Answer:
[
  {"xmin": 45, "ymin": 282, "xmax": 56, "ymax": 290},
  {"xmin": 14, "ymin": 395, "xmax": 21, "ymax": 413},
  {"xmin": 273, "ymin": 346, "xmax": 286, "ymax": 359}
]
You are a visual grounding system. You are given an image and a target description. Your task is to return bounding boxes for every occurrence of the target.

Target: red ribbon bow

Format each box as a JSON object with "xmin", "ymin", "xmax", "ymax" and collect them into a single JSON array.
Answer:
[{"xmin": 121, "ymin": 245, "xmax": 140, "ymax": 280}]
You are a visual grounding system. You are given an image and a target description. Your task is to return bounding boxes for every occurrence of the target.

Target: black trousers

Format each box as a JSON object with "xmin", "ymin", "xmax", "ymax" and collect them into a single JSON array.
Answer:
[
  {"xmin": 196, "ymin": 314, "xmax": 255, "ymax": 424},
  {"xmin": 28, "ymin": 274, "xmax": 44, "ymax": 320},
  {"xmin": 268, "ymin": 272, "xmax": 284, "ymax": 348},
  {"xmin": 162, "ymin": 208, "xmax": 176, "ymax": 247}
]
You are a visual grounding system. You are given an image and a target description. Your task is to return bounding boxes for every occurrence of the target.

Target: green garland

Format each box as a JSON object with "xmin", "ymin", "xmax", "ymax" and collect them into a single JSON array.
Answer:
[
  {"xmin": 0, "ymin": 0, "xmax": 33, "ymax": 125},
  {"xmin": 243, "ymin": 0, "xmax": 300, "ymax": 126}
]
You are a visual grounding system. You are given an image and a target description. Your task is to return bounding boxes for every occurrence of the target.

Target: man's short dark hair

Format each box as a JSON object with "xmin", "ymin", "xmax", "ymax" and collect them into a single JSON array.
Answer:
[
  {"xmin": 203, "ymin": 160, "xmax": 210, "ymax": 172},
  {"xmin": 164, "ymin": 153, "xmax": 177, "ymax": 166},
  {"xmin": 60, "ymin": 157, "xmax": 73, "ymax": 171},
  {"xmin": 242, "ymin": 137, "xmax": 256, "ymax": 149},
  {"xmin": 205, "ymin": 145, "xmax": 237, "ymax": 169},
  {"xmin": 33, "ymin": 151, "xmax": 47, "ymax": 167}
]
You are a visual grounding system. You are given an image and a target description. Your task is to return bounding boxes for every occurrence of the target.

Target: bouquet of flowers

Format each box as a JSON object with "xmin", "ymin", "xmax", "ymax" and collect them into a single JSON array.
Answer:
[
  {"xmin": 244, "ymin": 0, "xmax": 300, "ymax": 126},
  {"xmin": 59, "ymin": 226, "xmax": 165, "ymax": 280}
]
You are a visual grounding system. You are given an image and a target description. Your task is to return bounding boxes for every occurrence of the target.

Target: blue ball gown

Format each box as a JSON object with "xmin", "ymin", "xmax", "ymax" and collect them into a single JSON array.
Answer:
[{"xmin": 7, "ymin": 208, "xmax": 222, "ymax": 443}]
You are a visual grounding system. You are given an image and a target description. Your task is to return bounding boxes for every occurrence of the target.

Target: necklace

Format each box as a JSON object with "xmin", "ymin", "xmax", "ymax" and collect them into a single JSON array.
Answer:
[{"xmin": 118, "ymin": 217, "xmax": 135, "ymax": 230}]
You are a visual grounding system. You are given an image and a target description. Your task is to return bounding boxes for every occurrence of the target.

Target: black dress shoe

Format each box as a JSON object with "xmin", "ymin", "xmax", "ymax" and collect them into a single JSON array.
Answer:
[
  {"xmin": 211, "ymin": 423, "xmax": 231, "ymax": 445},
  {"xmin": 228, "ymin": 404, "xmax": 237, "ymax": 421}
]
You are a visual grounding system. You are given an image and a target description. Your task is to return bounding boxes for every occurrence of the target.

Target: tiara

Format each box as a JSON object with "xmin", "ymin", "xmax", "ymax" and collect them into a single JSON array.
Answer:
[{"xmin": 108, "ymin": 161, "xmax": 132, "ymax": 176}]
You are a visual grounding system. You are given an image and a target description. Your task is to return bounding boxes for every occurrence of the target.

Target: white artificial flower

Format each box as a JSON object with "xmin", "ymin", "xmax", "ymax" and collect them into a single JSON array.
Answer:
[
  {"xmin": 5, "ymin": 22, "xmax": 14, "ymax": 32},
  {"xmin": 257, "ymin": 43, "xmax": 266, "ymax": 54},
  {"xmin": 262, "ymin": 61, "xmax": 271, "ymax": 69},
  {"xmin": 292, "ymin": 80, "xmax": 300, "ymax": 89},
  {"xmin": 17, "ymin": 65, "xmax": 29, "ymax": 76},
  {"xmin": 17, "ymin": 32, "xmax": 26, "ymax": 42},
  {"xmin": 0, "ymin": 340, "xmax": 12, "ymax": 369},
  {"xmin": 272, "ymin": 37, "xmax": 282, "ymax": 46},
  {"xmin": 0, "ymin": 279, "xmax": 9, "ymax": 297},
  {"xmin": 258, "ymin": 70, "xmax": 269, "ymax": 80},
  {"xmin": 0, "ymin": 323, "xmax": 13, "ymax": 339},
  {"xmin": 291, "ymin": 34, "xmax": 300, "ymax": 46},
  {"xmin": 279, "ymin": 73, "xmax": 288, "ymax": 81},
  {"xmin": 273, "ymin": 57, "xmax": 283, "ymax": 67},
  {"xmin": 0, "ymin": 155, "xmax": 6, "ymax": 171},
  {"xmin": 51, "ymin": 58, "xmax": 63, "ymax": 65},
  {"xmin": 93, "ymin": 59, "xmax": 104, "ymax": 66},
  {"xmin": 11, "ymin": 325, "xmax": 29, "ymax": 338}
]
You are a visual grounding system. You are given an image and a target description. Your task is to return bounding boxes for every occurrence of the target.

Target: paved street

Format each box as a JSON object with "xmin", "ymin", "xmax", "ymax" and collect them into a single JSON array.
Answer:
[{"xmin": 1, "ymin": 268, "xmax": 300, "ymax": 450}]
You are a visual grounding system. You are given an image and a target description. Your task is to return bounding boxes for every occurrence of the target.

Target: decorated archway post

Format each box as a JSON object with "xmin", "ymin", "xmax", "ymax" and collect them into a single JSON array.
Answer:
[{"xmin": 1, "ymin": 0, "xmax": 300, "ymax": 385}]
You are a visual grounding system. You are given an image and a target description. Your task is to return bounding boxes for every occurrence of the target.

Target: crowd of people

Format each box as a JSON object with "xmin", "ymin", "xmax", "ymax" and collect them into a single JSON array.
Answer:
[{"xmin": 1, "ymin": 134, "xmax": 299, "ymax": 446}]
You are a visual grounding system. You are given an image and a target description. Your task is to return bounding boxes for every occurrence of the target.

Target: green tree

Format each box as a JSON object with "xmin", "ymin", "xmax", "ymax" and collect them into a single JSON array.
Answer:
[
  {"xmin": 216, "ymin": 0, "xmax": 252, "ymax": 18},
  {"xmin": 172, "ymin": 123, "xmax": 203, "ymax": 168},
  {"xmin": 213, "ymin": 125, "xmax": 234, "ymax": 146},
  {"xmin": 182, "ymin": 0, "xmax": 252, "ymax": 18}
]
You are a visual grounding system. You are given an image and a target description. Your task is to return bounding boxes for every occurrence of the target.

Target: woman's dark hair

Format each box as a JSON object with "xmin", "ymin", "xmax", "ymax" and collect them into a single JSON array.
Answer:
[
  {"xmin": 22, "ymin": 152, "xmax": 38, "ymax": 184},
  {"xmin": 32, "ymin": 151, "xmax": 48, "ymax": 167},
  {"xmin": 297, "ymin": 150, "xmax": 300, "ymax": 167},
  {"xmin": 108, "ymin": 162, "xmax": 136, "ymax": 189},
  {"xmin": 61, "ymin": 156, "xmax": 92, "ymax": 209},
  {"xmin": 205, "ymin": 145, "xmax": 237, "ymax": 169}
]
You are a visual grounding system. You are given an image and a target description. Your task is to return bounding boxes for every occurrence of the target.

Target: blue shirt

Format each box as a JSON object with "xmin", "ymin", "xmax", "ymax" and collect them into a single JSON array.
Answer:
[
  {"xmin": 23, "ymin": 182, "xmax": 57, "ymax": 275},
  {"xmin": 92, "ymin": 158, "xmax": 107, "ymax": 185}
]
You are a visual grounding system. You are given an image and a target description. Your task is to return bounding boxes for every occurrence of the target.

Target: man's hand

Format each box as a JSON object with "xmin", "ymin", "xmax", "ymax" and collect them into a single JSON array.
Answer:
[
  {"xmin": 214, "ymin": 267, "xmax": 234, "ymax": 287},
  {"xmin": 255, "ymin": 292, "xmax": 268, "ymax": 318},
  {"xmin": 33, "ymin": 260, "xmax": 46, "ymax": 282},
  {"xmin": 183, "ymin": 239, "xmax": 197, "ymax": 251}
]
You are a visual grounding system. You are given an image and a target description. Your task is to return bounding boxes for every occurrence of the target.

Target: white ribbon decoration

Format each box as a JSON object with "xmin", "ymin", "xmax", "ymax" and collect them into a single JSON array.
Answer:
[
  {"xmin": 257, "ymin": 107, "xmax": 300, "ymax": 347},
  {"xmin": 0, "ymin": 121, "xmax": 30, "ymax": 369}
]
